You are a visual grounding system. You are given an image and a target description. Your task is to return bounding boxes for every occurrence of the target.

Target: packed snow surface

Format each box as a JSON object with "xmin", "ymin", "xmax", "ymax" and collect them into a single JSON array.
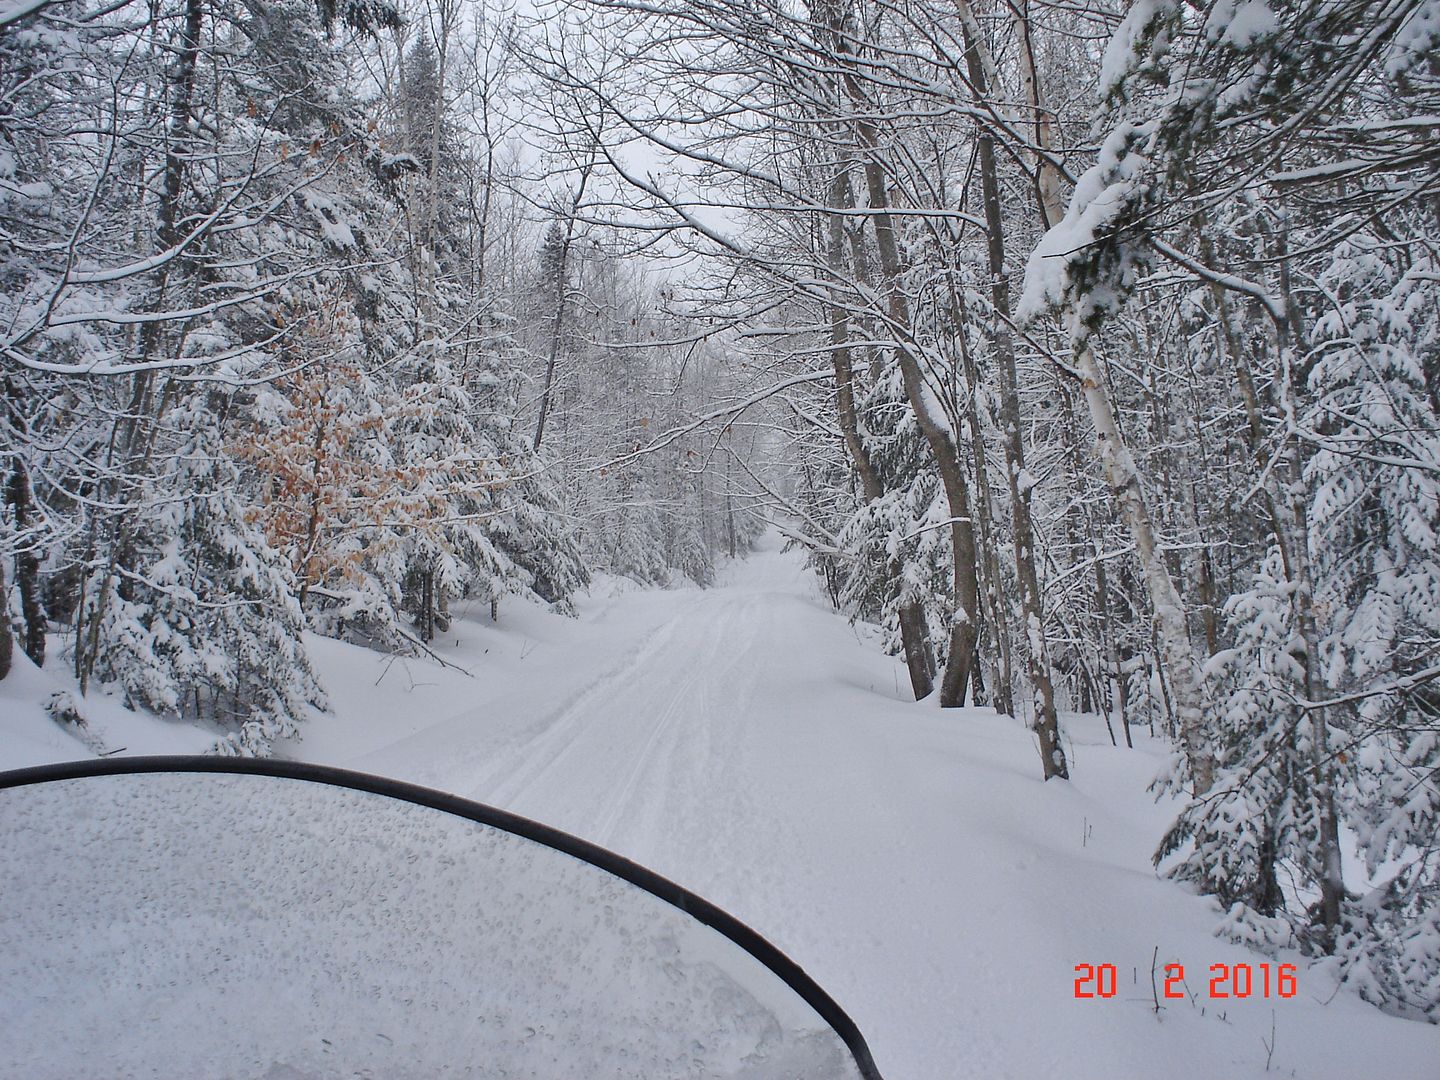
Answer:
[{"xmin": 3, "ymin": 535, "xmax": 1437, "ymax": 1078}]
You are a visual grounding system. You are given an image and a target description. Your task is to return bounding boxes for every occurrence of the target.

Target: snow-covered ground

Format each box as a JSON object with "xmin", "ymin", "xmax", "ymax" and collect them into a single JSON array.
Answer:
[{"xmin": 2, "ymin": 535, "xmax": 1436, "ymax": 1078}]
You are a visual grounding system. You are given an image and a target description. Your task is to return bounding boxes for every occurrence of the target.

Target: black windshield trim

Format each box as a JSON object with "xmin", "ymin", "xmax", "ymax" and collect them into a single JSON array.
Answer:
[{"xmin": 0, "ymin": 754, "xmax": 884, "ymax": 1080}]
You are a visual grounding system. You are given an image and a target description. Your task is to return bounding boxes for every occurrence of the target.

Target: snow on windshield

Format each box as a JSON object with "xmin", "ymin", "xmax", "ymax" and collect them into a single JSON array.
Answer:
[{"xmin": 0, "ymin": 771, "xmax": 861, "ymax": 1079}]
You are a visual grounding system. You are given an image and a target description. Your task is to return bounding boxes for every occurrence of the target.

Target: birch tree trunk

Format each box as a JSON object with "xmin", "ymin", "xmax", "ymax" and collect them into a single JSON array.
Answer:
[
  {"xmin": 1005, "ymin": 0, "xmax": 1208, "ymax": 784},
  {"xmin": 1070, "ymin": 332, "xmax": 1213, "ymax": 789}
]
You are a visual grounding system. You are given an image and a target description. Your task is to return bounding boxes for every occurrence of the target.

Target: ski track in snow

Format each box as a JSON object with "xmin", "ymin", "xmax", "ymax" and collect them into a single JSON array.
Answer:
[
  {"xmin": 476, "ymin": 606, "xmax": 700, "ymax": 813},
  {"xmin": 6, "ymin": 534, "xmax": 1437, "ymax": 1079},
  {"xmin": 336, "ymin": 565, "xmax": 787, "ymax": 876}
]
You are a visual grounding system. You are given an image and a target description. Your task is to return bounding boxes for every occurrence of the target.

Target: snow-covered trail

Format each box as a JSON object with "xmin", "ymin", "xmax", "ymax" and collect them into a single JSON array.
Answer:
[
  {"xmin": 328, "ymin": 542, "xmax": 877, "ymax": 904},
  {"xmin": 8, "ymin": 534, "xmax": 1432, "ymax": 1077},
  {"xmin": 289, "ymin": 535, "xmax": 1437, "ymax": 1080}
]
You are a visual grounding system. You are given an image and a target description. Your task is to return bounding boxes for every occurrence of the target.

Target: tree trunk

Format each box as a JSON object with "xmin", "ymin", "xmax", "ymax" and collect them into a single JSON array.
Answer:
[
  {"xmin": 6, "ymin": 458, "xmax": 44, "ymax": 667},
  {"xmin": 533, "ymin": 163, "xmax": 593, "ymax": 453},
  {"xmin": 962, "ymin": 25, "xmax": 1067, "ymax": 778},
  {"xmin": 1093, "ymin": 544, "xmax": 1131, "ymax": 748},
  {"xmin": 0, "ymin": 559, "xmax": 13, "ymax": 681},
  {"xmin": 417, "ymin": 566, "xmax": 435, "ymax": 644},
  {"xmin": 827, "ymin": 173, "xmax": 936, "ymax": 699},
  {"xmin": 1000, "ymin": 0, "xmax": 1202, "ymax": 780},
  {"xmin": 1273, "ymin": 232, "xmax": 1345, "ymax": 948},
  {"xmin": 1071, "ymin": 336, "xmax": 1213, "ymax": 787},
  {"xmin": 948, "ymin": 281, "xmax": 1014, "ymax": 715},
  {"xmin": 5, "ymin": 378, "xmax": 44, "ymax": 666},
  {"xmin": 814, "ymin": 2, "xmax": 979, "ymax": 705},
  {"xmin": 853, "ymin": 142, "xmax": 979, "ymax": 706},
  {"xmin": 297, "ymin": 390, "xmax": 331, "ymax": 610},
  {"xmin": 77, "ymin": 0, "xmax": 204, "ymax": 689},
  {"xmin": 1007, "ymin": 0, "xmax": 1066, "ymax": 229}
]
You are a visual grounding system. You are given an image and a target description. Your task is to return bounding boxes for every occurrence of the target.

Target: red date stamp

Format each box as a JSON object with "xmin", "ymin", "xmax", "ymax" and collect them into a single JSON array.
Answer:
[{"xmin": 1074, "ymin": 962, "xmax": 1298, "ymax": 999}]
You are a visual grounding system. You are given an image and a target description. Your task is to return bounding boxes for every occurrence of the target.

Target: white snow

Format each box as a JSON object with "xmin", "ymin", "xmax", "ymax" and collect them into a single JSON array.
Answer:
[
  {"xmin": 0, "ymin": 651, "xmax": 215, "ymax": 765},
  {"xmin": 1017, "ymin": 121, "xmax": 1155, "ymax": 332},
  {"xmin": 2, "ymin": 534, "xmax": 1437, "ymax": 1078},
  {"xmin": 0, "ymin": 655, "xmax": 90, "ymax": 766},
  {"xmin": 1209, "ymin": 0, "xmax": 1279, "ymax": 48},
  {"xmin": 297, "ymin": 190, "xmax": 358, "ymax": 250},
  {"xmin": 1, "ymin": 772, "xmax": 855, "ymax": 1079},
  {"xmin": 1098, "ymin": 0, "xmax": 1174, "ymax": 99}
]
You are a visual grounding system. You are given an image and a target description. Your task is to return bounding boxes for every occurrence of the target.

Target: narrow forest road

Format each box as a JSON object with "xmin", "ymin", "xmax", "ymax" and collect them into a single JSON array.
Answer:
[
  {"xmin": 309, "ymin": 536, "xmax": 912, "ymax": 924},
  {"xmin": 288, "ymin": 534, "xmax": 1439, "ymax": 1080}
]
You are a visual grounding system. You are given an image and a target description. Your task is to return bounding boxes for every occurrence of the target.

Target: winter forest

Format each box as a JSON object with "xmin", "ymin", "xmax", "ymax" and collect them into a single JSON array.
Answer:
[{"xmin": 2, "ymin": 0, "xmax": 1438, "ymax": 1047}]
